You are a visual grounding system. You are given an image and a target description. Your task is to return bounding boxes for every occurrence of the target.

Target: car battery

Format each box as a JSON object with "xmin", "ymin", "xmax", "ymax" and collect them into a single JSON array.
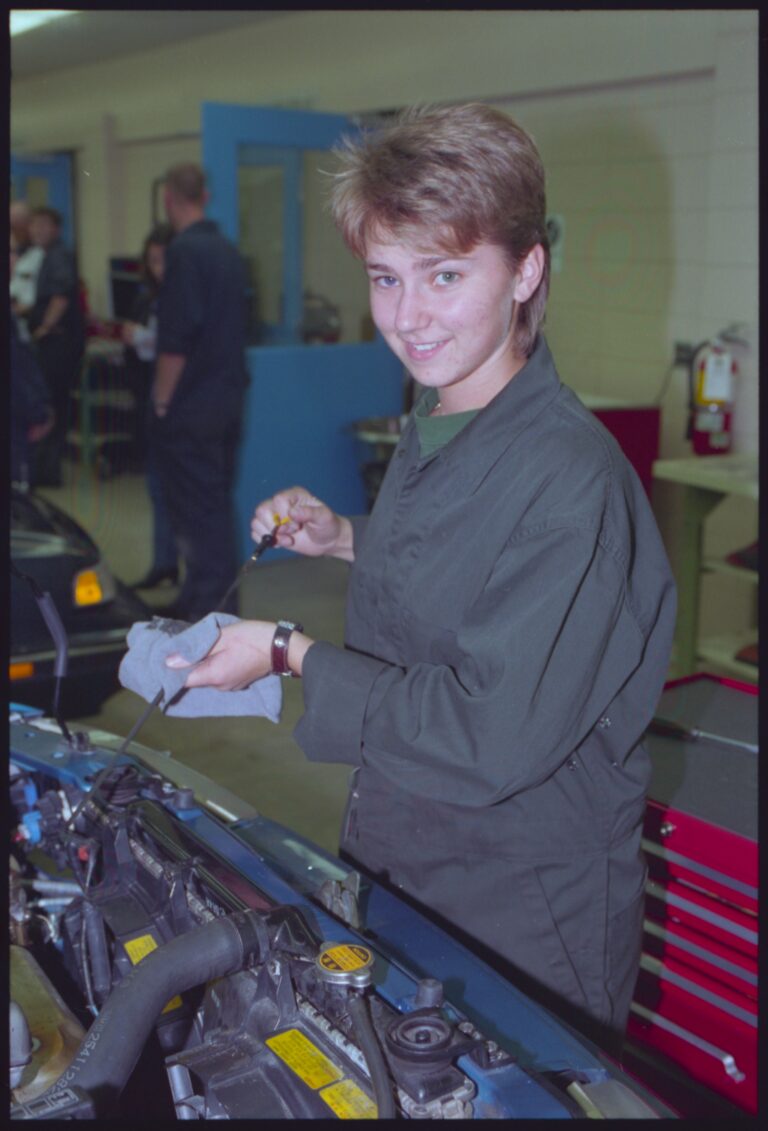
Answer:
[{"xmin": 627, "ymin": 674, "xmax": 757, "ymax": 1114}]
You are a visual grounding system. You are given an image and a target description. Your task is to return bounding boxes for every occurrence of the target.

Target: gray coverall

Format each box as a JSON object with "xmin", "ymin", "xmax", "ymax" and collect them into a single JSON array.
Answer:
[{"xmin": 294, "ymin": 335, "xmax": 676, "ymax": 1040}]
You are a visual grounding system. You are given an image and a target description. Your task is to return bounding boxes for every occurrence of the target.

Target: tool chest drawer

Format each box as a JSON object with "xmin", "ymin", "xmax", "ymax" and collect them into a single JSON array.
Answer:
[
  {"xmin": 638, "ymin": 912, "xmax": 756, "ymax": 999},
  {"xmin": 643, "ymin": 870, "xmax": 757, "ymax": 964},
  {"xmin": 627, "ymin": 674, "xmax": 758, "ymax": 1115},
  {"xmin": 628, "ymin": 976, "xmax": 757, "ymax": 1113},
  {"xmin": 642, "ymin": 799, "xmax": 757, "ymax": 913}
]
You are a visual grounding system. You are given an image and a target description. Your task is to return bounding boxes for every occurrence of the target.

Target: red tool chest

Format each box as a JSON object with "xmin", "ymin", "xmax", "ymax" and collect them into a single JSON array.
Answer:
[
  {"xmin": 626, "ymin": 674, "xmax": 758, "ymax": 1115},
  {"xmin": 590, "ymin": 404, "xmax": 660, "ymax": 499}
]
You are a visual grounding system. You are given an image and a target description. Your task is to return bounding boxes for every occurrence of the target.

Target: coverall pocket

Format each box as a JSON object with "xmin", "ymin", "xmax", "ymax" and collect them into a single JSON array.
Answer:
[
  {"xmin": 518, "ymin": 858, "xmax": 609, "ymax": 1023},
  {"xmin": 339, "ymin": 772, "xmax": 400, "ymax": 880}
]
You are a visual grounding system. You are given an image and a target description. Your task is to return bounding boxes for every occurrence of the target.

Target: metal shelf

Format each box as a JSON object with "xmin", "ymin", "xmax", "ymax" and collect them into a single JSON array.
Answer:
[{"xmin": 653, "ymin": 455, "xmax": 758, "ymax": 678}]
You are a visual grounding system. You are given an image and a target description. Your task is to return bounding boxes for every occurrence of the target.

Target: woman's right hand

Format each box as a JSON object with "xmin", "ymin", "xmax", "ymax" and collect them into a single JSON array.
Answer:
[{"xmin": 251, "ymin": 487, "xmax": 354, "ymax": 562}]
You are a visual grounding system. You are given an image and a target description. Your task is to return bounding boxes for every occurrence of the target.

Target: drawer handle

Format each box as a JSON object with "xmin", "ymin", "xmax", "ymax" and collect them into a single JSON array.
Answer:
[{"xmin": 630, "ymin": 1003, "xmax": 746, "ymax": 1082}]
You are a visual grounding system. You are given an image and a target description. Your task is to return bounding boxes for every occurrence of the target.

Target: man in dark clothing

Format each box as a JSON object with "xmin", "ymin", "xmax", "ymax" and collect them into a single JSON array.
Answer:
[
  {"xmin": 152, "ymin": 163, "xmax": 249, "ymax": 620},
  {"xmin": 25, "ymin": 207, "xmax": 85, "ymax": 486},
  {"xmin": 10, "ymin": 308, "xmax": 54, "ymax": 488}
]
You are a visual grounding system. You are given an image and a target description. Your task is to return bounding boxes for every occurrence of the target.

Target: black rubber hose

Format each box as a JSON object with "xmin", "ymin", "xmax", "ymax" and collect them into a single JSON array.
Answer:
[
  {"xmin": 347, "ymin": 992, "xmax": 397, "ymax": 1119},
  {"xmin": 39, "ymin": 909, "xmax": 269, "ymax": 1115},
  {"xmin": 79, "ymin": 909, "xmax": 98, "ymax": 1017},
  {"xmin": 82, "ymin": 899, "xmax": 111, "ymax": 1005}
]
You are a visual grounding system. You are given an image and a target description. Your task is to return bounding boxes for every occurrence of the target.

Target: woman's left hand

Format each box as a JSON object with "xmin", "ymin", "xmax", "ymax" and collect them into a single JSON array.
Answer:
[{"xmin": 165, "ymin": 621, "xmax": 275, "ymax": 690}]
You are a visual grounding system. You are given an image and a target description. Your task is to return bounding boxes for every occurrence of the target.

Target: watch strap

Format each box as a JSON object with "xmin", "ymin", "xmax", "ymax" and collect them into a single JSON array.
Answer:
[{"xmin": 271, "ymin": 619, "xmax": 303, "ymax": 677}]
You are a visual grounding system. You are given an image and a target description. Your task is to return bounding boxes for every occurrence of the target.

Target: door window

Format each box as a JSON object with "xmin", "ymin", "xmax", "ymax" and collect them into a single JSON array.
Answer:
[{"xmin": 236, "ymin": 142, "xmax": 366, "ymax": 346}]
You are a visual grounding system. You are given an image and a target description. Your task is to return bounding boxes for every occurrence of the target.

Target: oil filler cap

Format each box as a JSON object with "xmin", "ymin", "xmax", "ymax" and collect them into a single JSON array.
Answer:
[{"xmin": 316, "ymin": 942, "xmax": 374, "ymax": 988}]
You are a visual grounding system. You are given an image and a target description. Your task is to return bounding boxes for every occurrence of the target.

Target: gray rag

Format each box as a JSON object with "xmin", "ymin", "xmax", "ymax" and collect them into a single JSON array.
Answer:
[{"xmin": 118, "ymin": 613, "xmax": 282, "ymax": 722}]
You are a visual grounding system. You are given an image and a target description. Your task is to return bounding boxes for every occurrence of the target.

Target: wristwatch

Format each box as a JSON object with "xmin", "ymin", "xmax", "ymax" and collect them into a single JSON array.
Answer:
[{"xmin": 271, "ymin": 619, "xmax": 304, "ymax": 677}]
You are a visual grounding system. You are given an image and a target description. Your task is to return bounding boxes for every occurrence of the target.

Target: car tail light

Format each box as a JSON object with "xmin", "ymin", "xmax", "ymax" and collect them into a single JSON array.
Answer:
[
  {"xmin": 10, "ymin": 662, "xmax": 35, "ymax": 681},
  {"xmin": 73, "ymin": 562, "xmax": 116, "ymax": 607}
]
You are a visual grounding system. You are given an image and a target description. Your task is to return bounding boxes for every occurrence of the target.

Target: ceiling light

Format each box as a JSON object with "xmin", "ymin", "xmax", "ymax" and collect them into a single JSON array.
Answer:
[{"xmin": 10, "ymin": 11, "xmax": 76, "ymax": 37}]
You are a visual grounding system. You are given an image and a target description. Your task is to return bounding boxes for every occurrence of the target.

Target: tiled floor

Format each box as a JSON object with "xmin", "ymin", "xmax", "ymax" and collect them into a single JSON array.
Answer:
[{"xmin": 37, "ymin": 462, "xmax": 354, "ymax": 854}]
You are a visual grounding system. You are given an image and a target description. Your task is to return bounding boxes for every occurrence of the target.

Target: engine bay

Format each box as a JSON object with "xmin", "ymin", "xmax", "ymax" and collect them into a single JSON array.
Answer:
[{"xmin": 9, "ymin": 706, "xmax": 673, "ymax": 1120}]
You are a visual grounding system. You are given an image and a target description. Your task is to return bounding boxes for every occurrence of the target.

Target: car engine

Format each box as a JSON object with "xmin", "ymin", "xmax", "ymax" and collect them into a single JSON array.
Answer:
[{"xmin": 9, "ymin": 708, "xmax": 672, "ymax": 1120}]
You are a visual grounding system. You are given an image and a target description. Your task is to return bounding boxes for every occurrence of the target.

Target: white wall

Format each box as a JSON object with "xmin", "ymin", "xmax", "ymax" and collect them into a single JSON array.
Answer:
[
  {"xmin": 11, "ymin": 10, "xmax": 729, "ymax": 142},
  {"xmin": 494, "ymin": 74, "xmax": 715, "ymax": 457},
  {"xmin": 11, "ymin": 9, "xmax": 734, "ymax": 313}
]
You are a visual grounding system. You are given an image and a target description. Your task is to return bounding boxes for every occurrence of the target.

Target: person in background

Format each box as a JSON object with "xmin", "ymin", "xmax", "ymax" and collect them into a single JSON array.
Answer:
[
  {"xmin": 10, "ymin": 200, "xmax": 32, "ymax": 250},
  {"xmin": 10, "ymin": 202, "xmax": 44, "ymax": 342},
  {"xmin": 122, "ymin": 223, "xmax": 180, "ymax": 590},
  {"xmin": 152, "ymin": 163, "xmax": 250, "ymax": 619},
  {"xmin": 165, "ymin": 104, "xmax": 676, "ymax": 1056},
  {"xmin": 11, "ymin": 226, "xmax": 54, "ymax": 487},
  {"xmin": 25, "ymin": 206, "xmax": 85, "ymax": 486},
  {"xmin": 11, "ymin": 315, "xmax": 55, "ymax": 489}
]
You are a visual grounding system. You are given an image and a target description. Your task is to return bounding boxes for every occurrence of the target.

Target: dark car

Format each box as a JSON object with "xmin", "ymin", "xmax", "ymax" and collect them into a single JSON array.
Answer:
[{"xmin": 10, "ymin": 487, "xmax": 149, "ymax": 716}]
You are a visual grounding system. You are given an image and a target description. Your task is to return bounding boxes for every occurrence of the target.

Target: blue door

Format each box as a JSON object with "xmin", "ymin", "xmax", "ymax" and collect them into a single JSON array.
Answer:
[
  {"xmin": 11, "ymin": 152, "xmax": 75, "ymax": 247},
  {"xmin": 200, "ymin": 103, "xmax": 404, "ymax": 557}
]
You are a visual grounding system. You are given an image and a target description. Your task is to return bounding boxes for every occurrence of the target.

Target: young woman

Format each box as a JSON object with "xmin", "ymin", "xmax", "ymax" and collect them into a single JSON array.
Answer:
[{"xmin": 166, "ymin": 103, "xmax": 676, "ymax": 1051}]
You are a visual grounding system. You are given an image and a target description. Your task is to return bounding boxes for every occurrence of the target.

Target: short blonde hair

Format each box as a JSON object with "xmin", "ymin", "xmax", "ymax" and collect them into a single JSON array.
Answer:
[{"xmin": 330, "ymin": 103, "xmax": 550, "ymax": 356}]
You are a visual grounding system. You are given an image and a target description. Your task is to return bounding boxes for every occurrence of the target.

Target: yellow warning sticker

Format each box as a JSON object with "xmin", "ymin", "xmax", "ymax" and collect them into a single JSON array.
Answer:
[
  {"xmin": 320, "ymin": 1079, "xmax": 378, "ymax": 1119},
  {"xmin": 124, "ymin": 934, "xmax": 158, "ymax": 964},
  {"xmin": 318, "ymin": 944, "xmax": 372, "ymax": 973},
  {"xmin": 123, "ymin": 934, "xmax": 182, "ymax": 1013},
  {"xmin": 266, "ymin": 1029, "xmax": 343, "ymax": 1090}
]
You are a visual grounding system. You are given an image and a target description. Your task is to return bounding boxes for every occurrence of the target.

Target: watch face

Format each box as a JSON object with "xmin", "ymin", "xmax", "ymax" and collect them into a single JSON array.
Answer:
[{"xmin": 279, "ymin": 620, "xmax": 302, "ymax": 633}]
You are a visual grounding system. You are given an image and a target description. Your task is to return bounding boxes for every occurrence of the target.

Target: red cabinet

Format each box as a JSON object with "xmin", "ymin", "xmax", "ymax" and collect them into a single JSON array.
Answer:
[
  {"xmin": 590, "ymin": 405, "xmax": 660, "ymax": 499},
  {"xmin": 627, "ymin": 675, "xmax": 758, "ymax": 1114}
]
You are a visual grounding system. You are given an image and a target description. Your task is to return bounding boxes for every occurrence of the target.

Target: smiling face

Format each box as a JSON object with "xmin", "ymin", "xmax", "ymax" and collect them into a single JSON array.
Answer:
[{"xmin": 365, "ymin": 233, "xmax": 542, "ymax": 413}]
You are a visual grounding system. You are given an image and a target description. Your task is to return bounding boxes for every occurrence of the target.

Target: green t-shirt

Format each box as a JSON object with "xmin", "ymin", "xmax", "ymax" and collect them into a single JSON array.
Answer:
[{"xmin": 413, "ymin": 389, "xmax": 480, "ymax": 458}]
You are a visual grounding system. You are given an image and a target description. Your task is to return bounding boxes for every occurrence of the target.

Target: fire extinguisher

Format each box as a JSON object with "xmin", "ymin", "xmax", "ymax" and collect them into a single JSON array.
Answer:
[{"xmin": 687, "ymin": 337, "xmax": 737, "ymax": 455}]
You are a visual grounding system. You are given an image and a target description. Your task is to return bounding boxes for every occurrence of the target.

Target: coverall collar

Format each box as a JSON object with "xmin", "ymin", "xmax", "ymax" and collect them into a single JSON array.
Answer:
[{"xmin": 406, "ymin": 334, "xmax": 564, "ymax": 496}]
